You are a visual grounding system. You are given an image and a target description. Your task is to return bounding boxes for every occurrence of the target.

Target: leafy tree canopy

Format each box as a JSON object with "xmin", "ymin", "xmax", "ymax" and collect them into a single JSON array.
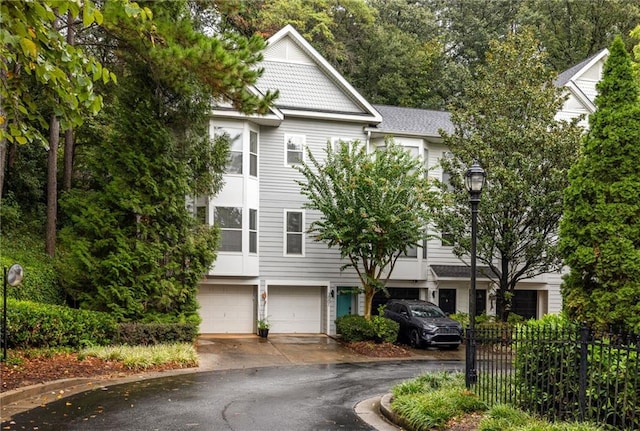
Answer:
[
  {"xmin": 296, "ymin": 140, "xmax": 439, "ymax": 318},
  {"xmin": 438, "ymin": 28, "xmax": 584, "ymax": 321}
]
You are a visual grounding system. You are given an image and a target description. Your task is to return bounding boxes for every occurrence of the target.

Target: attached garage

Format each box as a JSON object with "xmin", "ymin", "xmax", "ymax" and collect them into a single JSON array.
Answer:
[
  {"xmin": 198, "ymin": 284, "xmax": 256, "ymax": 334},
  {"xmin": 268, "ymin": 285, "xmax": 324, "ymax": 334}
]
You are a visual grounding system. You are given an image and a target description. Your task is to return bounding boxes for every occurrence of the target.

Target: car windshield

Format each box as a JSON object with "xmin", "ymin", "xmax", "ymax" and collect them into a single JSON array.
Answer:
[{"xmin": 410, "ymin": 305, "xmax": 446, "ymax": 318}]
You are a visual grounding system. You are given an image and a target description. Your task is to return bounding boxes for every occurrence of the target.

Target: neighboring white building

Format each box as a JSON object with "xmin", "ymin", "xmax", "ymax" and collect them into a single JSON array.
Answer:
[{"xmin": 196, "ymin": 25, "xmax": 608, "ymax": 335}]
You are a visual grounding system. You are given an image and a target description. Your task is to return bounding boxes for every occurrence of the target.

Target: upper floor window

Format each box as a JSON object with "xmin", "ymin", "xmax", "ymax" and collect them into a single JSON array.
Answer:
[
  {"xmin": 441, "ymin": 151, "xmax": 454, "ymax": 191},
  {"xmin": 250, "ymin": 131, "xmax": 258, "ymax": 177},
  {"xmin": 249, "ymin": 209, "xmax": 258, "ymax": 254},
  {"xmin": 216, "ymin": 127, "xmax": 243, "ymax": 174},
  {"xmin": 331, "ymin": 137, "xmax": 358, "ymax": 152},
  {"xmin": 285, "ymin": 134, "xmax": 305, "ymax": 166},
  {"xmin": 215, "ymin": 206, "xmax": 242, "ymax": 252},
  {"xmin": 285, "ymin": 210, "xmax": 304, "ymax": 255}
]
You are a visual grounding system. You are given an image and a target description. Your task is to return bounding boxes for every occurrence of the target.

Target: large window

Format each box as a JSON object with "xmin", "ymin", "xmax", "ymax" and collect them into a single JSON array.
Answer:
[
  {"xmin": 249, "ymin": 209, "xmax": 257, "ymax": 254},
  {"xmin": 285, "ymin": 134, "xmax": 305, "ymax": 166},
  {"xmin": 216, "ymin": 127, "xmax": 243, "ymax": 174},
  {"xmin": 285, "ymin": 210, "xmax": 304, "ymax": 255},
  {"xmin": 215, "ymin": 207, "xmax": 242, "ymax": 252},
  {"xmin": 250, "ymin": 131, "xmax": 258, "ymax": 177}
]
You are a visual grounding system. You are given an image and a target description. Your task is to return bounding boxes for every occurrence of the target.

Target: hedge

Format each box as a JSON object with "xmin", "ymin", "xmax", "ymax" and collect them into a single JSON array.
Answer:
[
  {"xmin": 5, "ymin": 299, "xmax": 117, "ymax": 348},
  {"xmin": 4, "ymin": 299, "xmax": 199, "ymax": 349}
]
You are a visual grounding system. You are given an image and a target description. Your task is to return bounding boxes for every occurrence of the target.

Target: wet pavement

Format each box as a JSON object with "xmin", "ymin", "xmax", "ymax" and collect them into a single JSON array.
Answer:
[{"xmin": 1, "ymin": 335, "xmax": 464, "ymax": 423}]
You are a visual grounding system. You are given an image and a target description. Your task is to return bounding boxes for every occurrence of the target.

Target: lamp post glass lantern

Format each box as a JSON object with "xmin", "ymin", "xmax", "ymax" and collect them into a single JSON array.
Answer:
[
  {"xmin": 3, "ymin": 263, "xmax": 24, "ymax": 362},
  {"xmin": 464, "ymin": 161, "xmax": 485, "ymax": 388}
]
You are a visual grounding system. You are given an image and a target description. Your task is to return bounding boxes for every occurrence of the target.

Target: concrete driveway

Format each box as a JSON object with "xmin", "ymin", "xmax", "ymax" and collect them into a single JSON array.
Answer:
[{"xmin": 196, "ymin": 334, "xmax": 464, "ymax": 370}]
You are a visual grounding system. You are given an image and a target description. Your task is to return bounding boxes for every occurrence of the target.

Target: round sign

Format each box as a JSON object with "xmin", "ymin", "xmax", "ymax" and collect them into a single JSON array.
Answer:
[{"xmin": 7, "ymin": 264, "xmax": 24, "ymax": 287}]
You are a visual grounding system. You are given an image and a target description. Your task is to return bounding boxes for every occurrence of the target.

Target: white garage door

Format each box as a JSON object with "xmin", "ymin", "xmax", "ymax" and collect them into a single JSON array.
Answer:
[
  {"xmin": 198, "ymin": 285, "xmax": 255, "ymax": 334},
  {"xmin": 269, "ymin": 286, "xmax": 323, "ymax": 334}
]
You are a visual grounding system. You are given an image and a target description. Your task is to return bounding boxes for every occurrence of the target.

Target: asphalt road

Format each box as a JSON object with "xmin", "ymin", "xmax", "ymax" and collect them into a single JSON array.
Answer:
[{"xmin": 2, "ymin": 360, "xmax": 463, "ymax": 431}]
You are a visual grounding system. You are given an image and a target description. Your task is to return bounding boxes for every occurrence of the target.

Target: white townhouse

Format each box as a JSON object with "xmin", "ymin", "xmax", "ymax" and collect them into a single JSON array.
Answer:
[{"xmin": 195, "ymin": 25, "xmax": 608, "ymax": 335}]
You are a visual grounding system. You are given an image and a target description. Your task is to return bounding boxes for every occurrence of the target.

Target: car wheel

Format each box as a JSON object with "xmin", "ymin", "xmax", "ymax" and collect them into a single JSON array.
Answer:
[{"xmin": 409, "ymin": 329, "xmax": 422, "ymax": 348}]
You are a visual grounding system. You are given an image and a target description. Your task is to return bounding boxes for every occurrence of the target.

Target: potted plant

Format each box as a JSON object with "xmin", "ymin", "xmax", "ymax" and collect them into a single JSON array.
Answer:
[{"xmin": 257, "ymin": 318, "xmax": 270, "ymax": 338}]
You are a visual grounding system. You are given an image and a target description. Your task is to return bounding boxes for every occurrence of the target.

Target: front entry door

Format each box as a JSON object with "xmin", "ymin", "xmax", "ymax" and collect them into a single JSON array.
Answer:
[
  {"xmin": 336, "ymin": 287, "xmax": 355, "ymax": 318},
  {"xmin": 438, "ymin": 289, "xmax": 457, "ymax": 315}
]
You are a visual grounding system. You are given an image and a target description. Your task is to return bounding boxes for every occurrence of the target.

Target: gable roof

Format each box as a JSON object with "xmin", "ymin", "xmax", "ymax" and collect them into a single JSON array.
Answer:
[
  {"xmin": 255, "ymin": 25, "xmax": 381, "ymax": 124},
  {"xmin": 366, "ymin": 105, "xmax": 454, "ymax": 138},
  {"xmin": 554, "ymin": 49, "xmax": 608, "ymax": 87}
]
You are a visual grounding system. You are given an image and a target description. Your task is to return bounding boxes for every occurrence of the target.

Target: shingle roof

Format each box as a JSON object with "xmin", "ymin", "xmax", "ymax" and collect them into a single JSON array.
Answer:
[
  {"xmin": 554, "ymin": 49, "xmax": 608, "ymax": 87},
  {"xmin": 370, "ymin": 105, "xmax": 454, "ymax": 137},
  {"xmin": 431, "ymin": 265, "xmax": 498, "ymax": 279},
  {"xmin": 256, "ymin": 61, "xmax": 366, "ymax": 114}
]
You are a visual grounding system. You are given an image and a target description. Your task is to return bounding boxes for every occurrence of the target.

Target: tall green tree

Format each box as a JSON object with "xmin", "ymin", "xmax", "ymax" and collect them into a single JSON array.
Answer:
[
  {"xmin": 519, "ymin": 0, "xmax": 640, "ymax": 72},
  {"xmin": 438, "ymin": 29, "xmax": 584, "ymax": 321},
  {"xmin": 559, "ymin": 36, "xmax": 640, "ymax": 333},
  {"xmin": 58, "ymin": 0, "xmax": 275, "ymax": 321},
  {"xmin": 296, "ymin": 140, "xmax": 439, "ymax": 319},
  {"xmin": 0, "ymin": 0, "xmax": 150, "ymax": 199}
]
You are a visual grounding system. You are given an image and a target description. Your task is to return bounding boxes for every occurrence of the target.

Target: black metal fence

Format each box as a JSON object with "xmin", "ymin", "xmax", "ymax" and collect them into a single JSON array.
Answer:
[{"xmin": 469, "ymin": 323, "xmax": 640, "ymax": 430}]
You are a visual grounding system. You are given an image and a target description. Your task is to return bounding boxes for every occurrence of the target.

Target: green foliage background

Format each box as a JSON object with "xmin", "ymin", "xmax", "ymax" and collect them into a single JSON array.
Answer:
[{"xmin": 559, "ymin": 36, "xmax": 640, "ymax": 333}]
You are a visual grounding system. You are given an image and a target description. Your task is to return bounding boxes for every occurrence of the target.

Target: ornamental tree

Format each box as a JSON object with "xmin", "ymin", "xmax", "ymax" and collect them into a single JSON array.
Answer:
[
  {"xmin": 559, "ymin": 36, "xmax": 640, "ymax": 333},
  {"xmin": 296, "ymin": 140, "xmax": 439, "ymax": 318},
  {"xmin": 438, "ymin": 29, "xmax": 584, "ymax": 321}
]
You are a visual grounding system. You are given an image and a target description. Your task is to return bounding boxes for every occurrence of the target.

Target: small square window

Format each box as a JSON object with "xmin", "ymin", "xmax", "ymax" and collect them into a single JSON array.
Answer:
[{"xmin": 285, "ymin": 134, "xmax": 305, "ymax": 166}]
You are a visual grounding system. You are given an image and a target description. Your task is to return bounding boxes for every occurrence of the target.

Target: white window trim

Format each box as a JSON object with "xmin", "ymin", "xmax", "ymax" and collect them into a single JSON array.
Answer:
[
  {"xmin": 214, "ymin": 126, "xmax": 244, "ymax": 176},
  {"xmin": 214, "ymin": 206, "xmax": 243, "ymax": 253},
  {"xmin": 249, "ymin": 130, "xmax": 258, "ymax": 178},
  {"xmin": 249, "ymin": 208, "xmax": 258, "ymax": 254},
  {"xmin": 284, "ymin": 209, "xmax": 305, "ymax": 257},
  {"xmin": 284, "ymin": 133, "xmax": 306, "ymax": 167}
]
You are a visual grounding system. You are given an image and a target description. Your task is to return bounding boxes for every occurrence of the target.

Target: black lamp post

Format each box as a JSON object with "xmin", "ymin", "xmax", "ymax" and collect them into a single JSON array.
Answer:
[
  {"xmin": 464, "ymin": 161, "xmax": 486, "ymax": 388},
  {"xmin": 3, "ymin": 263, "xmax": 24, "ymax": 362}
]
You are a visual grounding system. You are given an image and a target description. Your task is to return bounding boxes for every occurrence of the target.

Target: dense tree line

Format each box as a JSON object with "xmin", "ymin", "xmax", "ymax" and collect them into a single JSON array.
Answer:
[{"xmin": 218, "ymin": 0, "xmax": 640, "ymax": 109}]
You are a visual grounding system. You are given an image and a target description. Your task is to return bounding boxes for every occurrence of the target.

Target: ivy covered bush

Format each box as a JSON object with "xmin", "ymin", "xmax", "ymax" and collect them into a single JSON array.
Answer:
[{"xmin": 1, "ymin": 232, "xmax": 65, "ymax": 305}]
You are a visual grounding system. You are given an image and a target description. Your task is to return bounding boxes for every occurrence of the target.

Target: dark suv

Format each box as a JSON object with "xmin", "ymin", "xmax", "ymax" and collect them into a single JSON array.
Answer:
[{"xmin": 384, "ymin": 299, "xmax": 462, "ymax": 349}]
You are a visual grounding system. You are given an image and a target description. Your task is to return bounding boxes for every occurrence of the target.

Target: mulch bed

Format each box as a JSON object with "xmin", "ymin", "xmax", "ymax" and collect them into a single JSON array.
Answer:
[
  {"xmin": 0, "ymin": 352, "xmax": 181, "ymax": 392},
  {"xmin": 344, "ymin": 341, "xmax": 413, "ymax": 357}
]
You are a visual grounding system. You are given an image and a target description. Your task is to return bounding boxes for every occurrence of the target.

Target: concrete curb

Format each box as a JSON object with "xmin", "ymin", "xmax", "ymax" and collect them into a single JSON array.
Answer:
[
  {"xmin": 379, "ymin": 393, "xmax": 415, "ymax": 431},
  {"xmin": 354, "ymin": 395, "xmax": 402, "ymax": 431}
]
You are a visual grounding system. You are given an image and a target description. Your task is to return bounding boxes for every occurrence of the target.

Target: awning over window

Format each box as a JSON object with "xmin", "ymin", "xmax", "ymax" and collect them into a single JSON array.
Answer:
[{"xmin": 430, "ymin": 265, "xmax": 498, "ymax": 280}]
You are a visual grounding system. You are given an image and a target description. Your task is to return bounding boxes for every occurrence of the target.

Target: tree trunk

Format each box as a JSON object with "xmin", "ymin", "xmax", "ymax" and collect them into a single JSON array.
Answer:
[
  {"xmin": 62, "ymin": 11, "xmax": 75, "ymax": 191},
  {"xmin": 63, "ymin": 127, "xmax": 73, "ymax": 190},
  {"xmin": 364, "ymin": 286, "xmax": 374, "ymax": 319},
  {"xmin": 46, "ymin": 115, "xmax": 60, "ymax": 257}
]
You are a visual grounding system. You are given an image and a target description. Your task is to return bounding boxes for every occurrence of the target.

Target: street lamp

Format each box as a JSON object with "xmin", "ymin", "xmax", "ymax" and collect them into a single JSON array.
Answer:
[
  {"xmin": 3, "ymin": 263, "xmax": 24, "ymax": 362},
  {"xmin": 464, "ymin": 161, "xmax": 486, "ymax": 388}
]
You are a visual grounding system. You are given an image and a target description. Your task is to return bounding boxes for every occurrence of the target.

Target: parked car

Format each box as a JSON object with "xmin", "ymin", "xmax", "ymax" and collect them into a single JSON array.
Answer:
[{"xmin": 384, "ymin": 299, "xmax": 462, "ymax": 349}]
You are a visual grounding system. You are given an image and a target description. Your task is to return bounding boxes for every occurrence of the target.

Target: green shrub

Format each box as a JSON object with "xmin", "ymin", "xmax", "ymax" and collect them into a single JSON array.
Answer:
[
  {"xmin": 1, "ymin": 232, "xmax": 65, "ymax": 305},
  {"xmin": 335, "ymin": 314, "xmax": 398, "ymax": 343},
  {"xmin": 370, "ymin": 315, "xmax": 399, "ymax": 343},
  {"xmin": 391, "ymin": 376, "xmax": 487, "ymax": 430},
  {"xmin": 6, "ymin": 299, "xmax": 117, "ymax": 348},
  {"xmin": 478, "ymin": 405, "xmax": 603, "ymax": 431},
  {"xmin": 513, "ymin": 314, "xmax": 580, "ymax": 418},
  {"xmin": 114, "ymin": 322, "xmax": 199, "ymax": 345},
  {"xmin": 513, "ymin": 314, "xmax": 638, "ymax": 428},
  {"xmin": 335, "ymin": 314, "xmax": 374, "ymax": 342},
  {"xmin": 392, "ymin": 372, "xmax": 464, "ymax": 397}
]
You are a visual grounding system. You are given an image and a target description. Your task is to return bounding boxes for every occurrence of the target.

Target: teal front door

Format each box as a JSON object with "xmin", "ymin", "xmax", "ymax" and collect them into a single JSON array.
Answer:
[{"xmin": 336, "ymin": 287, "xmax": 355, "ymax": 318}]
